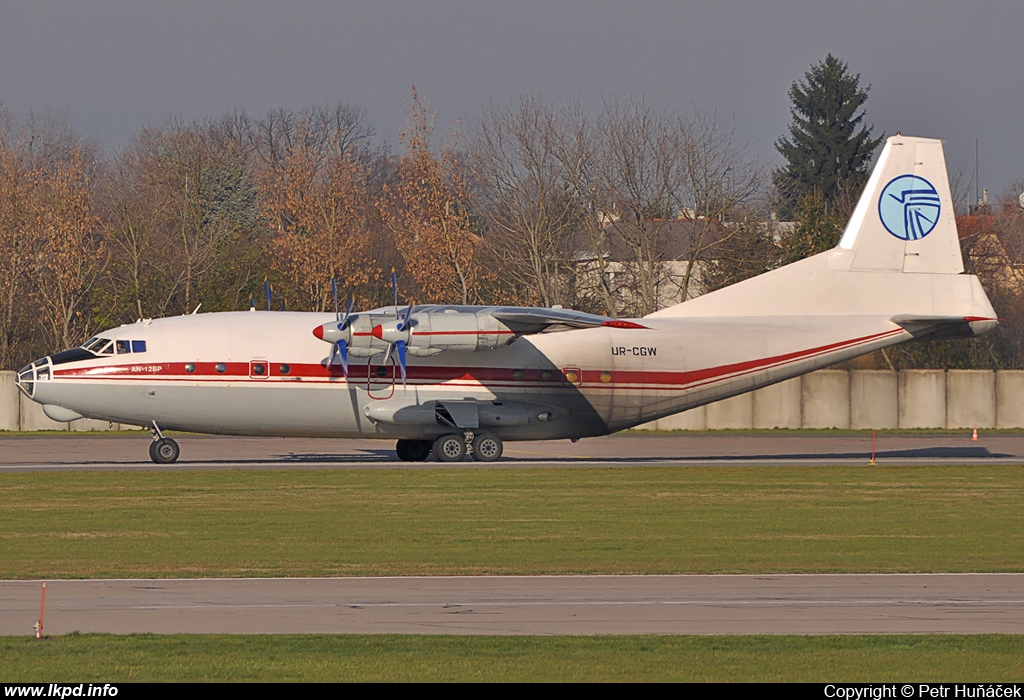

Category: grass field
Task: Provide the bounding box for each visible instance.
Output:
[2,634,1023,682]
[1,465,1022,578]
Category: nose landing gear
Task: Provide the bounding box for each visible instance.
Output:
[149,421,180,464]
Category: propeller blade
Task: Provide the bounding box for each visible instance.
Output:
[331,277,339,320]
[341,295,355,329]
[337,339,349,377]
[390,268,398,313]
[398,300,414,332]
[396,340,407,385]
[264,279,272,312]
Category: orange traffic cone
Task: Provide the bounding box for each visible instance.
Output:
[972,427,979,442]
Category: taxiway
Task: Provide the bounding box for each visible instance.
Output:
[3,574,1023,636]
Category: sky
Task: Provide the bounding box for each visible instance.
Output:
[2,1,1022,202]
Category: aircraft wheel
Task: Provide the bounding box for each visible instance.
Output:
[150,437,180,464]
[433,434,466,462]
[396,439,431,462]
[471,433,503,462]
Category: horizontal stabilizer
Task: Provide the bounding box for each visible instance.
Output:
[891,315,992,327]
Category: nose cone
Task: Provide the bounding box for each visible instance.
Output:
[313,324,324,340]
[371,324,383,340]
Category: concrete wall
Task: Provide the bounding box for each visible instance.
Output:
[996,371,1024,429]
[850,370,898,429]
[898,370,946,429]
[802,371,850,429]
[0,372,19,431]
[753,378,801,429]
[706,393,753,430]
[946,370,995,429]
[635,368,1024,431]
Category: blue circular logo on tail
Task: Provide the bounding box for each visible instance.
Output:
[878,175,941,240]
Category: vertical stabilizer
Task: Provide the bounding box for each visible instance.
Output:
[837,135,963,274]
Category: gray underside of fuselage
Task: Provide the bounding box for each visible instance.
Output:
[33,381,612,441]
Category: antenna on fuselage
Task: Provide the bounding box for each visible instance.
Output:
[191,303,202,315]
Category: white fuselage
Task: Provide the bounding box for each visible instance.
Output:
[22,306,965,441]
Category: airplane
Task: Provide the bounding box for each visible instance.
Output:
[15,135,997,464]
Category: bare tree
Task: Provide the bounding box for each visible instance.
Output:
[673,110,767,300]
[555,103,619,316]
[0,106,32,367]
[28,149,105,349]
[470,96,579,307]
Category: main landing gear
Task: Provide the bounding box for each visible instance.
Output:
[396,439,431,462]
[395,432,503,463]
[148,421,180,464]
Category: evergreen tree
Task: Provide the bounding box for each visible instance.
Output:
[780,189,844,262]
[774,54,883,219]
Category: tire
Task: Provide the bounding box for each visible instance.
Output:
[471,433,503,462]
[150,437,180,464]
[396,439,412,462]
[433,434,466,462]
[406,439,431,462]
[396,439,432,462]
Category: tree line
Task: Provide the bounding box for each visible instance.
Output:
[0,91,769,370]
[1,60,1022,371]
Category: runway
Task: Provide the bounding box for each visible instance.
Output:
[2,574,1022,636]
[1,433,1022,471]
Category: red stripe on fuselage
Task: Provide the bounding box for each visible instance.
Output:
[51,328,902,391]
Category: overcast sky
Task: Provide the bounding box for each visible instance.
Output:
[2,1,1022,201]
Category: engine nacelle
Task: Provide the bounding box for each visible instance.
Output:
[315,306,520,358]
[397,307,516,355]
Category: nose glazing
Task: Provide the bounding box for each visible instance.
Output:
[15,357,51,399]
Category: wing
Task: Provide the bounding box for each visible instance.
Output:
[491,307,649,335]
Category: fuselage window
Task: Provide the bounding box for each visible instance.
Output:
[116,340,131,354]
[278,364,290,375]
[98,341,114,355]
[185,363,196,373]
[132,340,146,353]
[215,363,227,374]
[252,363,266,376]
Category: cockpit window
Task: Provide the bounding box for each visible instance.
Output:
[83,337,109,352]
[82,336,145,356]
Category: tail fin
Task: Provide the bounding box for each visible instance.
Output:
[837,135,963,274]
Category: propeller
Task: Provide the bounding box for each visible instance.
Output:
[332,295,355,377]
[372,269,413,385]
[316,277,358,378]
[264,278,272,312]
